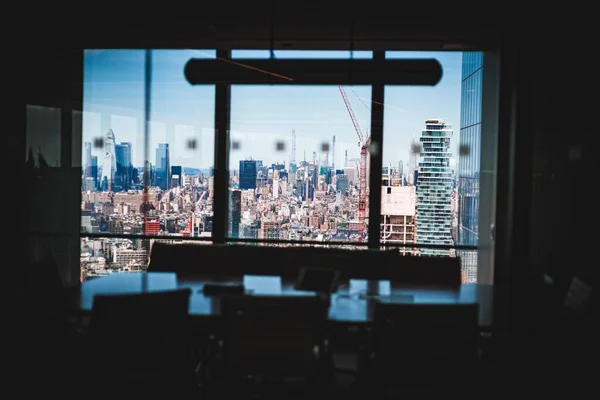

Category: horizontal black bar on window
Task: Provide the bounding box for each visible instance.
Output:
[226,237,478,250]
[79,232,479,251]
[184,58,442,85]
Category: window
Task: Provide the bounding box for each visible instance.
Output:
[75,48,493,282]
[229,83,371,243]
[79,50,215,279]
[381,51,483,282]
[227,51,372,244]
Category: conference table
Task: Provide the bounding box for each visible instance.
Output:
[75,272,494,328]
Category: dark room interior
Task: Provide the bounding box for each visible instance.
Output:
[11,11,595,399]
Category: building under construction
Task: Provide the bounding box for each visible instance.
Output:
[380,181,417,255]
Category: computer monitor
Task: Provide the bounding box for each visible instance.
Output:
[294,267,340,294]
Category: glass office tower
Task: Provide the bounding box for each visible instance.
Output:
[239,159,258,190]
[229,189,242,237]
[115,142,132,191]
[155,143,170,190]
[458,52,483,282]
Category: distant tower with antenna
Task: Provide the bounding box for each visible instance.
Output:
[332,135,336,170]
[344,149,348,168]
[291,130,296,163]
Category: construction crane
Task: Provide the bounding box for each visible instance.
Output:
[338,85,370,241]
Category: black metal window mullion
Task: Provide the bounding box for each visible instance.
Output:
[142,49,152,234]
[212,49,232,244]
[367,50,385,249]
[77,232,477,250]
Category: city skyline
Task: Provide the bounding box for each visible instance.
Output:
[82,50,462,171]
[79,49,478,284]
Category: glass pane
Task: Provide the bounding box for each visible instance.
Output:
[81,50,215,241]
[229,84,371,243]
[457,52,483,284]
[81,236,213,280]
[148,50,215,238]
[382,51,482,281]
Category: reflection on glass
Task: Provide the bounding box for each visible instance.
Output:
[228,85,371,243]
[80,49,215,245]
[26,105,61,167]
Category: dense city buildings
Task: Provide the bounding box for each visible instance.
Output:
[80,120,461,279]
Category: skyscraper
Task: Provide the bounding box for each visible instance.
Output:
[115,142,132,191]
[90,155,98,189]
[291,129,296,163]
[171,165,183,187]
[100,129,117,191]
[458,52,483,282]
[336,174,349,195]
[155,143,170,190]
[119,142,132,170]
[84,142,92,178]
[416,119,454,256]
[239,159,258,190]
[332,135,336,170]
[228,189,241,237]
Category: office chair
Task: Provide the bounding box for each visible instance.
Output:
[86,288,198,397]
[358,302,481,394]
[219,294,330,396]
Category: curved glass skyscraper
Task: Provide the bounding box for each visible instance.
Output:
[100,129,117,191]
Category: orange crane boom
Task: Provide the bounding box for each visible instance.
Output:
[338,85,369,241]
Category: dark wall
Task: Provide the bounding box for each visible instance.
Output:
[496,26,596,394]
[524,30,595,323]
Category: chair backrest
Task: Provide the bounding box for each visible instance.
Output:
[148,242,243,279]
[388,255,462,286]
[221,294,328,376]
[149,243,413,286]
[372,302,479,368]
[89,288,193,376]
[299,248,398,283]
[342,249,399,281]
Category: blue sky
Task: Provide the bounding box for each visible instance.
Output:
[82,50,463,171]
